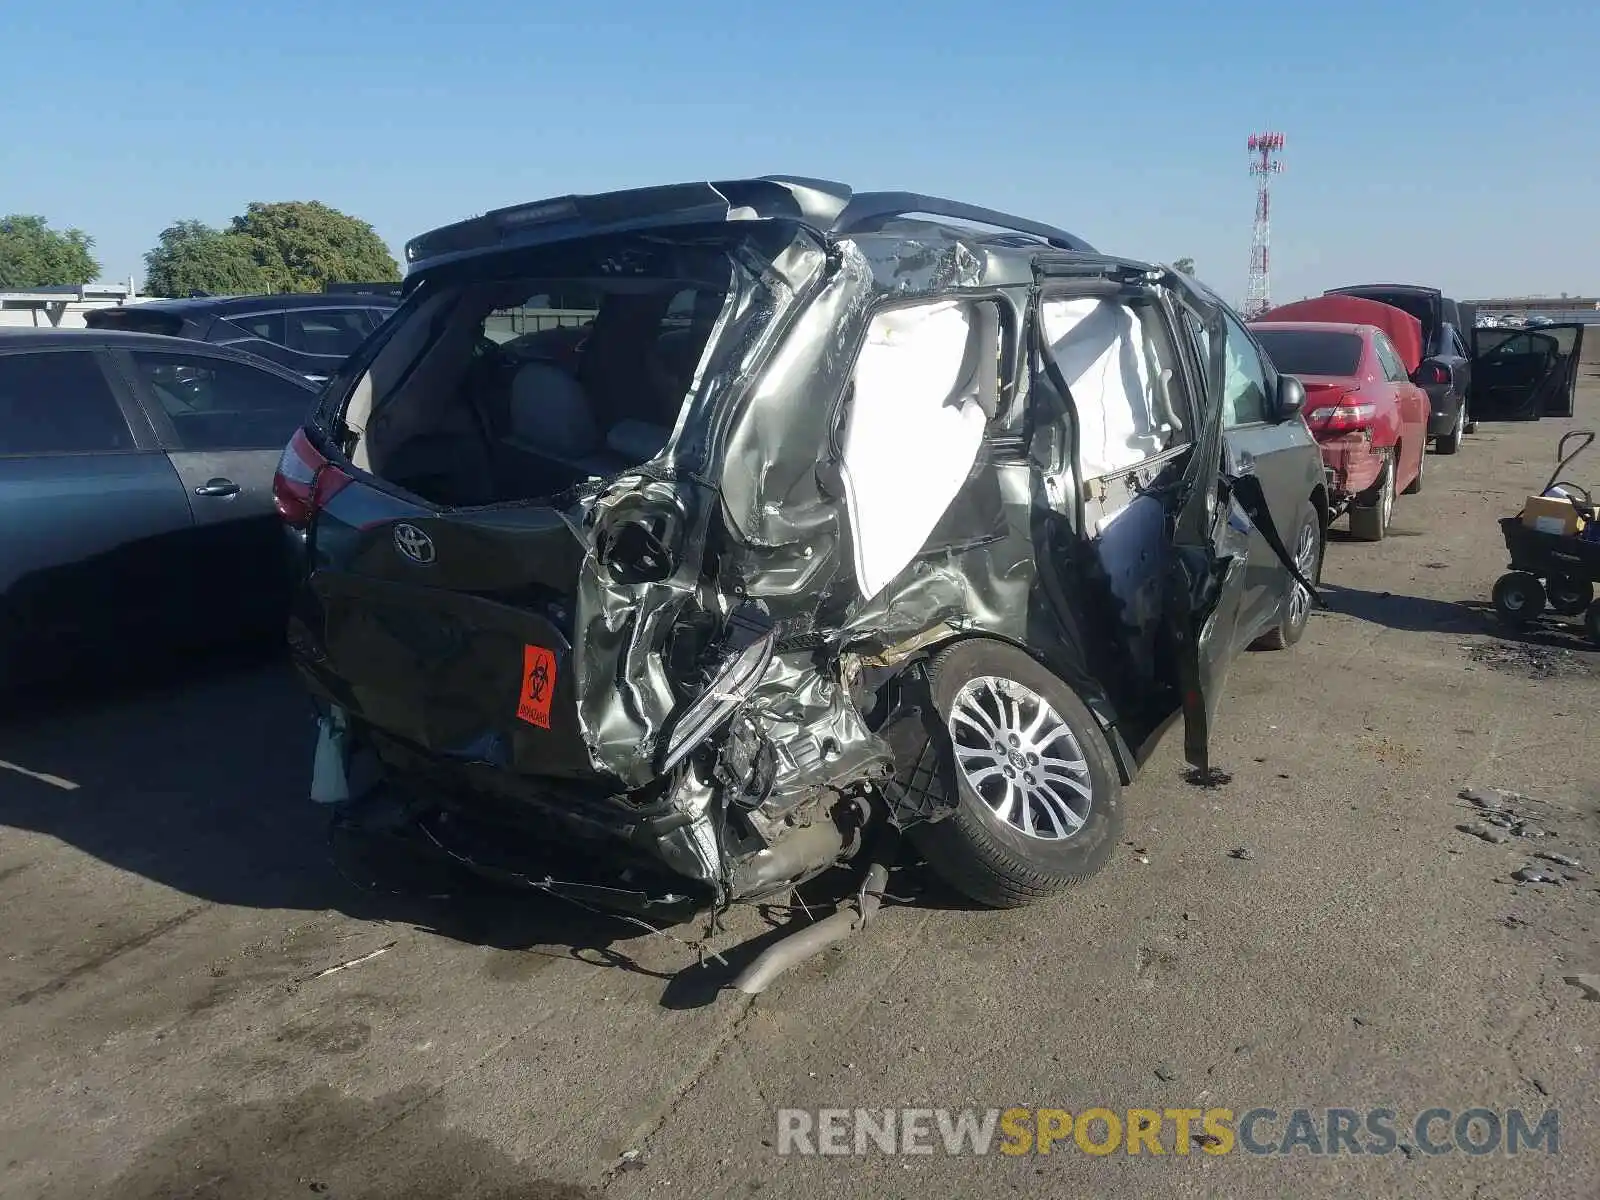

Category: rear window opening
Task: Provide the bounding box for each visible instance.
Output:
[1252,328,1363,377]
[336,230,775,509]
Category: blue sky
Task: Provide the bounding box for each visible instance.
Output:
[3,0,1596,304]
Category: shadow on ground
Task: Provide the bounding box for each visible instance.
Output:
[40,1083,596,1200]
[1316,582,1598,681]
[0,648,932,1010]
[0,649,718,1000]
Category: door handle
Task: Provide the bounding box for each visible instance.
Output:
[194,478,240,497]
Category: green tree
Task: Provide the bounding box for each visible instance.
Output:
[228,201,400,292]
[142,220,267,297]
[1172,256,1196,276]
[0,215,101,288]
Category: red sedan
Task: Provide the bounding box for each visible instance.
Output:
[1251,305,1431,541]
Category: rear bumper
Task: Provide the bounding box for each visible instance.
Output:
[1317,434,1385,500]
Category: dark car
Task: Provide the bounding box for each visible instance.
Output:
[1323,283,1475,452]
[280,177,1324,969]
[83,292,397,383]
[0,330,319,683]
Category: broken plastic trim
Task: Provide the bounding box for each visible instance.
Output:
[657,629,778,773]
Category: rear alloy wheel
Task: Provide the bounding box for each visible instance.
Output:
[1348,451,1395,541]
[1253,502,1322,650]
[1492,571,1546,627]
[909,639,1123,908]
[1435,402,1464,456]
[1546,574,1595,617]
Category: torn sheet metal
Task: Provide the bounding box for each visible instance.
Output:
[289,187,1320,922]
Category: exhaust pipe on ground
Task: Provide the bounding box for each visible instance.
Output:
[731,860,890,995]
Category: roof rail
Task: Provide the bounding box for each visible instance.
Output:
[832,191,1095,253]
[403,177,1095,273]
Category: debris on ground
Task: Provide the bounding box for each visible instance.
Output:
[615,1150,647,1173]
[1465,642,1594,680]
[1512,867,1560,886]
[1154,1063,1178,1082]
[1227,847,1255,861]
[1537,852,1584,870]
[1185,767,1233,788]
[1461,822,1511,844]
[306,940,398,981]
[1460,785,1531,811]
[1457,786,1560,841]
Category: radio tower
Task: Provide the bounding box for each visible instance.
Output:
[1243,131,1285,318]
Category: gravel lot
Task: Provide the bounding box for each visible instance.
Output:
[3,345,1598,1199]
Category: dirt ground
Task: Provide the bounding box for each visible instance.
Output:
[3,340,1599,1200]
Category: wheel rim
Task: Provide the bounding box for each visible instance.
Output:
[1503,587,1527,612]
[947,676,1092,841]
[1381,459,1395,528]
[1288,519,1318,626]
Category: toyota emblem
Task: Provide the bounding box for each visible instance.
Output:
[393,522,436,565]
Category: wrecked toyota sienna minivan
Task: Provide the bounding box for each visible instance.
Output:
[278,178,1324,987]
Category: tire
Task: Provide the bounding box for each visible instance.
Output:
[1252,500,1323,650]
[1492,571,1546,627]
[1463,397,1477,435]
[1546,574,1595,617]
[1585,600,1600,646]
[1348,452,1395,542]
[1402,442,1424,494]
[908,639,1123,908]
[1435,403,1463,456]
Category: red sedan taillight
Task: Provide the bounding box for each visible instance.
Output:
[273,428,354,529]
[1306,401,1377,434]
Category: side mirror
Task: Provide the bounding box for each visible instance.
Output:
[1274,373,1306,422]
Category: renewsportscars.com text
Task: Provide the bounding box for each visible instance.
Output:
[775,1106,1559,1157]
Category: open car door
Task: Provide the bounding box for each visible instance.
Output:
[1471,324,1586,419]
[1158,278,1320,777]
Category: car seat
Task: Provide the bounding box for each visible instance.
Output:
[498,360,671,488]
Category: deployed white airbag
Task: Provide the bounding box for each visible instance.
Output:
[839,301,986,602]
[1041,298,1170,480]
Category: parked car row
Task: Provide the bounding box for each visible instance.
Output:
[0,176,1586,988]
[1249,283,1585,541]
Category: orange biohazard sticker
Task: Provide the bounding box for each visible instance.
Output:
[517,644,557,728]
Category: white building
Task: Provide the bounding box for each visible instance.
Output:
[0,282,149,329]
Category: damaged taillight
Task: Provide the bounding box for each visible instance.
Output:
[273,427,354,529]
[1306,400,1376,434]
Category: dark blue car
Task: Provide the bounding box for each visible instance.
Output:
[0,329,319,683]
